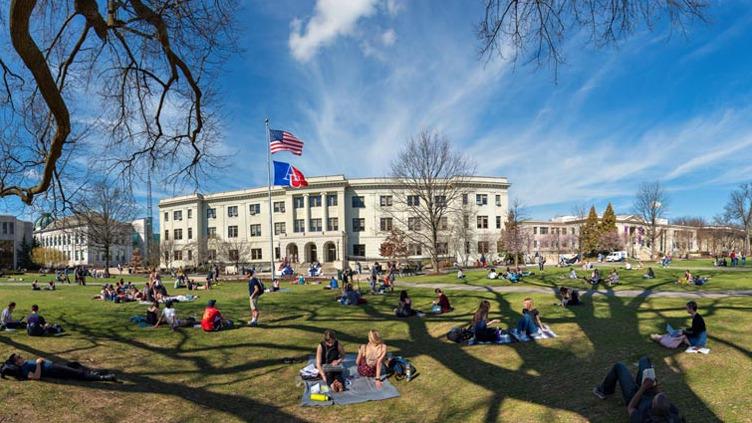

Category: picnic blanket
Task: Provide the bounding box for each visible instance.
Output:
[138,295,198,305]
[467,327,558,345]
[299,354,400,406]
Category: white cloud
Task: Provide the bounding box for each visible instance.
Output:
[381,28,396,46]
[385,0,403,16]
[289,0,380,62]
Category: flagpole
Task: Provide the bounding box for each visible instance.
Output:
[265,118,276,282]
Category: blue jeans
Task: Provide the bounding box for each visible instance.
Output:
[599,356,652,404]
[516,313,539,335]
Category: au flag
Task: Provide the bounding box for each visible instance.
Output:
[273,161,309,188]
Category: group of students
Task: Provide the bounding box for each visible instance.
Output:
[394,289,453,317]
[1,302,63,336]
[470,298,547,342]
[314,329,389,392]
[676,270,709,286]
[30,279,57,291]
[486,267,530,283]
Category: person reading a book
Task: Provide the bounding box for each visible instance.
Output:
[316,330,345,392]
[593,356,682,422]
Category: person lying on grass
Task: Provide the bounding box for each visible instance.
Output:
[316,330,346,392]
[471,300,501,342]
[432,288,453,313]
[1,353,116,382]
[155,300,196,329]
[1,302,25,330]
[26,305,64,336]
[356,330,387,389]
[593,356,683,422]
[516,298,547,336]
[568,268,578,280]
[650,301,707,350]
[201,300,233,332]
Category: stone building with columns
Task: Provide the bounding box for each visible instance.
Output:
[158,175,510,272]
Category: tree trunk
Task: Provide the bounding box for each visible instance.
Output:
[104,246,111,277]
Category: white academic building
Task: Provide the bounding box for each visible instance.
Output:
[158,175,510,272]
[33,214,153,268]
[0,215,34,269]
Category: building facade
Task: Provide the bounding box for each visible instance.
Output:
[33,215,150,268]
[0,215,34,269]
[158,175,510,271]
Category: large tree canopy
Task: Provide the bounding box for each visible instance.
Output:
[0,0,237,206]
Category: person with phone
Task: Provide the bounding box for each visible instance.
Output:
[593,356,682,422]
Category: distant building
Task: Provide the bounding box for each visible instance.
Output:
[33,214,151,267]
[0,215,34,269]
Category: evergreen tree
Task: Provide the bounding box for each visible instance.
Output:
[17,235,38,270]
[600,203,618,234]
[130,248,144,271]
[597,203,620,252]
[580,206,600,256]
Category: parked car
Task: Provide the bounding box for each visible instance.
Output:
[605,251,627,262]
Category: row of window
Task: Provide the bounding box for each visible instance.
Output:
[532,227,577,235]
[38,233,127,247]
[168,248,263,262]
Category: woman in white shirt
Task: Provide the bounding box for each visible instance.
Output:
[155,300,195,329]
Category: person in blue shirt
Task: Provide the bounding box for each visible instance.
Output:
[247,271,263,327]
[26,304,63,336]
[329,276,339,290]
[2,353,115,382]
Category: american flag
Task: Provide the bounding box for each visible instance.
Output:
[269,129,304,156]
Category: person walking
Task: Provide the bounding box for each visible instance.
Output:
[248,271,264,327]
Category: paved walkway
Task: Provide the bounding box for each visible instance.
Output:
[395,281,752,299]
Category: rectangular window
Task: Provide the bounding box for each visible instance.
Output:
[408,244,422,256]
[437,242,448,255]
[274,201,286,213]
[174,250,182,261]
[208,249,217,260]
[408,217,421,231]
[309,195,322,207]
[496,216,502,229]
[187,209,192,219]
[407,195,420,206]
[477,216,488,229]
[187,228,193,240]
[294,219,305,233]
[228,225,238,238]
[533,240,538,248]
[207,208,216,219]
[533,227,538,235]
[164,230,169,240]
[2,222,6,234]
[352,218,365,232]
[229,249,239,261]
[9,224,13,235]
[462,193,468,205]
[249,203,261,215]
[465,241,471,254]
[326,194,338,206]
[293,196,304,208]
[495,195,501,207]
[380,217,393,231]
[540,227,549,235]
[250,224,262,237]
[439,217,448,230]
[174,229,183,240]
[353,244,366,257]
[478,241,489,254]
[251,248,262,260]
[174,210,182,221]
[274,222,286,235]
[571,228,576,235]
[310,218,322,232]
[207,227,216,237]
[434,195,446,208]
[227,206,238,217]
[463,214,469,229]
[380,195,393,207]
[187,250,193,261]
[275,247,280,260]
[476,194,488,206]
[327,217,339,231]
[351,196,365,208]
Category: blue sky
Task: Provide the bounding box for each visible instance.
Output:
[5,0,752,222]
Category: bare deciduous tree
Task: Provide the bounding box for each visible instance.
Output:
[633,181,668,259]
[478,0,708,74]
[388,130,476,272]
[0,1,237,206]
[73,181,135,277]
[160,238,176,269]
[500,199,529,267]
[723,182,752,255]
[449,202,477,267]
[217,238,252,274]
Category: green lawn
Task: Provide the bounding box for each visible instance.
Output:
[401,264,752,292]
[0,274,750,422]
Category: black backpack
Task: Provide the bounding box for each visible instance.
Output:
[251,278,265,296]
[447,326,473,343]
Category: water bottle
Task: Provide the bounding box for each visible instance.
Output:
[405,364,412,381]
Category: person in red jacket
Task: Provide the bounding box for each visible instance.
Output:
[201,300,233,332]
[432,288,453,313]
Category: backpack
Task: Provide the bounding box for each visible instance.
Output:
[387,356,416,382]
[447,326,473,343]
[250,278,265,296]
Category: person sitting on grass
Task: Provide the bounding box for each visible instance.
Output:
[676,270,692,286]
[457,268,466,279]
[624,261,633,270]
[271,279,281,292]
[607,269,620,287]
[586,268,602,287]
[1,302,25,330]
[487,268,498,279]
[145,301,160,326]
[45,280,56,291]
[26,305,63,336]
[680,301,707,348]
[1,353,116,382]
[643,267,655,279]
[316,329,346,392]
[471,300,501,342]
[356,330,387,388]
[31,280,40,291]
[557,287,581,307]
[507,269,521,283]
[568,268,578,280]
[201,300,233,332]
[339,283,363,306]
[327,275,339,290]
[155,300,196,329]
[516,298,546,336]
[432,288,453,313]
[592,356,682,422]
[394,290,420,318]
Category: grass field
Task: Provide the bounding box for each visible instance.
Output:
[1,270,751,422]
